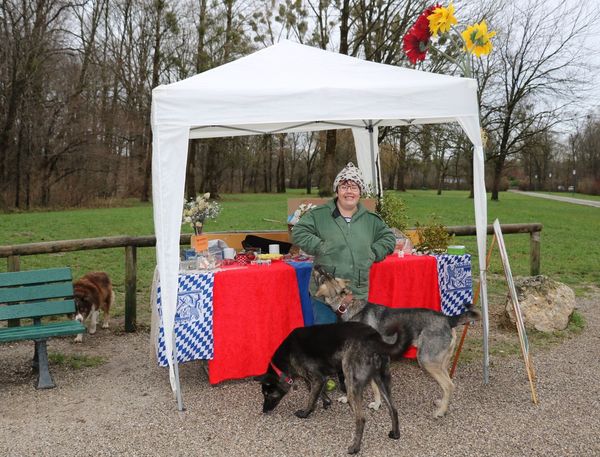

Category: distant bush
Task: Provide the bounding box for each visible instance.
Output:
[577,177,600,195]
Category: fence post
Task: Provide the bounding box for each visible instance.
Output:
[125,245,137,332]
[530,230,541,276]
[7,255,20,272]
[7,255,21,327]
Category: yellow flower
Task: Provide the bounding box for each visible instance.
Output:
[427,3,457,37]
[462,20,496,57]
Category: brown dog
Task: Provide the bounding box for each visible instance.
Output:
[73,272,114,342]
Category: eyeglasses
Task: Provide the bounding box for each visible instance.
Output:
[339,184,360,192]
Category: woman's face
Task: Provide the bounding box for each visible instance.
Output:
[336,180,361,210]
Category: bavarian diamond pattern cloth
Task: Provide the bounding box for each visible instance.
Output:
[435,254,473,316]
[156,272,214,366]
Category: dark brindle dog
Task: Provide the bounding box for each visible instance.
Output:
[256,321,405,454]
[312,265,480,418]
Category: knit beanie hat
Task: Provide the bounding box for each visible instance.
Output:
[333,162,366,195]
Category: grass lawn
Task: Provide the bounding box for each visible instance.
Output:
[1,189,598,326]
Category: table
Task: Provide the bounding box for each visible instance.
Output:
[369,255,442,358]
[153,254,472,382]
[209,262,304,384]
[154,262,304,385]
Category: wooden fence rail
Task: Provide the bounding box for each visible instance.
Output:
[0,223,542,332]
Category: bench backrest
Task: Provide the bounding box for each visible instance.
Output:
[0,268,76,321]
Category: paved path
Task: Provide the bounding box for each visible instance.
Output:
[508,190,600,208]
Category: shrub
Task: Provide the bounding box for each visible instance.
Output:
[414,215,453,254]
[377,192,408,231]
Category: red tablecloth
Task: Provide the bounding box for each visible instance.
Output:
[208,262,304,384]
[369,254,441,358]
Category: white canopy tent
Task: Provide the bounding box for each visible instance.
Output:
[151,40,490,409]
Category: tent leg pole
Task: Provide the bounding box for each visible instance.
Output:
[481,274,490,384]
[367,121,380,198]
[172,332,186,412]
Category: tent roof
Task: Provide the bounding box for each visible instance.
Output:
[152,40,480,138]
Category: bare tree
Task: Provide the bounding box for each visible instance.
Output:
[483,0,596,200]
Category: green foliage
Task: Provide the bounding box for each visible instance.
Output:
[49,353,106,369]
[377,192,408,231]
[414,215,453,254]
[567,310,585,333]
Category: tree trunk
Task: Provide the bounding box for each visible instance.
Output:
[185,141,198,198]
[491,158,504,201]
[276,134,286,193]
[205,139,220,198]
[319,130,336,197]
[397,126,408,191]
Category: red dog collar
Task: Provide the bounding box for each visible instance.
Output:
[270,361,293,385]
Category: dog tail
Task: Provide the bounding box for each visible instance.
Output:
[375,325,412,358]
[447,305,481,328]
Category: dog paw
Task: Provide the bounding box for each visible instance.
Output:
[388,430,400,440]
[74,335,83,343]
[337,395,348,404]
[101,323,109,329]
[322,398,331,409]
[347,445,360,454]
[433,408,447,418]
[294,410,311,419]
[368,401,381,411]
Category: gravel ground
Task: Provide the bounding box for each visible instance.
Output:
[1,291,599,457]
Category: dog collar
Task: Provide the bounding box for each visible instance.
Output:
[336,293,354,316]
[270,360,293,385]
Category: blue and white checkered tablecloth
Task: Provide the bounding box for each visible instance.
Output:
[156,272,215,367]
[435,254,473,316]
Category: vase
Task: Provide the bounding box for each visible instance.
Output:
[194,221,204,235]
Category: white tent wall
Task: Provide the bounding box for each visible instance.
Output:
[150,40,490,407]
[352,125,382,196]
[457,116,490,383]
[151,121,190,395]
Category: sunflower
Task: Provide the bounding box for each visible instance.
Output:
[461,20,496,57]
[427,3,457,37]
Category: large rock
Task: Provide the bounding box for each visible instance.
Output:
[504,275,576,332]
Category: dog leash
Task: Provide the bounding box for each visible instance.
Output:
[270,360,293,385]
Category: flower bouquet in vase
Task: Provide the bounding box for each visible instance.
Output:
[287,202,317,231]
[182,192,221,253]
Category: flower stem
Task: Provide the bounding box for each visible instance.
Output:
[450,24,472,78]
[429,41,469,77]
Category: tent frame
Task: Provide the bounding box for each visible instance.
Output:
[150,41,490,411]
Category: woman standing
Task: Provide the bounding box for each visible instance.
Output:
[292,163,395,324]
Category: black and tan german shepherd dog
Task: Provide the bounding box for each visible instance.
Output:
[255,321,406,455]
[312,265,480,418]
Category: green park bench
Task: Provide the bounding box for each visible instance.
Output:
[0,267,86,389]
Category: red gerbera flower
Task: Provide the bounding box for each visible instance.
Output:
[403,26,430,64]
[402,4,441,65]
